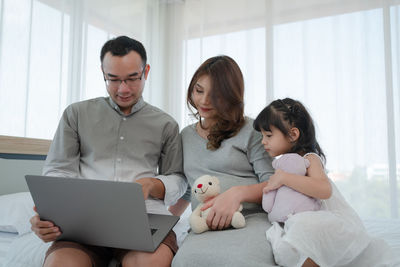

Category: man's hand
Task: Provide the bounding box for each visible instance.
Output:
[30,206,61,242]
[135,177,165,200]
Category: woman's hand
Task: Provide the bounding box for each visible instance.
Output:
[200,187,242,230]
[262,169,285,194]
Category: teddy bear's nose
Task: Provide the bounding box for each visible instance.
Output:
[197,183,203,189]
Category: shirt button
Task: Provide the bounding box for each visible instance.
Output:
[122,117,127,121]
[120,136,124,140]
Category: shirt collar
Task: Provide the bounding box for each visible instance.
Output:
[108,97,146,117]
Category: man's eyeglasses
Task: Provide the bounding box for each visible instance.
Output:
[103,66,146,88]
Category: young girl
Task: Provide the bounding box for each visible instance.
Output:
[253,98,391,267]
[255,98,330,224]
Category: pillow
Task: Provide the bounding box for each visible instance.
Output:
[0,192,35,234]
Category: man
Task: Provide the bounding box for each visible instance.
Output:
[30,36,187,267]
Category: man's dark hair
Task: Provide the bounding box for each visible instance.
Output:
[100,36,147,65]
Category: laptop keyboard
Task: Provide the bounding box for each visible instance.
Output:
[151,228,157,235]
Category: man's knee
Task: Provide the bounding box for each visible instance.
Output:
[302,258,319,267]
[122,244,173,267]
[44,248,92,267]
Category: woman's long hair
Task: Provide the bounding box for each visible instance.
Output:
[187,55,245,150]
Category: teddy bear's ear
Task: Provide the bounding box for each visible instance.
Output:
[212,176,220,185]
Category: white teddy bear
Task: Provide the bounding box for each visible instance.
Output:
[189,175,246,234]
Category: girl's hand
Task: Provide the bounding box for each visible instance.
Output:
[262,169,286,193]
[200,187,242,230]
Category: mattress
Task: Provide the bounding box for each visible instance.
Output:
[363,218,400,256]
[0,231,18,264]
[0,217,399,267]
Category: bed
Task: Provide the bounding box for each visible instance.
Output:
[0,135,51,266]
[2,191,399,267]
[0,136,399,266]
[0,232,18,263]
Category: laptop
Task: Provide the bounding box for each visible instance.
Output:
[25,175,179,252]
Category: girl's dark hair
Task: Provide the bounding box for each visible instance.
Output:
[253,98,326,162]
[100,36,147,66]
[188,55,245,150]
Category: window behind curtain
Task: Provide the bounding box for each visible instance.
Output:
[0,0,76,139]
[0,0,153,140]
[81,24,109,101]
[181,4,400,219]
[183,28,267,127]
[273,8,396,218]
[26,1,70,139]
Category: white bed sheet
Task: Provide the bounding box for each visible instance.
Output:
[1,218,398,267]
[363,218,400,257]
[1,232,51,267]
[0,217,190,267]
[0,231,18,265]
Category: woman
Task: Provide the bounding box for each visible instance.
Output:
[171,55,276,267]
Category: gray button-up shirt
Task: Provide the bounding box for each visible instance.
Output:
[43,97,187,214]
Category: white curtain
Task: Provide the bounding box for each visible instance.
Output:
[0,0,163,139]
[164,0,400,219]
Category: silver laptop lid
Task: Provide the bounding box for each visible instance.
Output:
[25,175,158,251]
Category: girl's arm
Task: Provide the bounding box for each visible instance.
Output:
[236,181,269,203]
[263,154,332,199]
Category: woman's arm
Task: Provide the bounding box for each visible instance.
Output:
[263,154,332,199]
[201,181,268,230]
[235,181,268,204]
[201,125,273,230]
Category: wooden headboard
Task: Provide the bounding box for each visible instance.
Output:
[0,135,51,195]
[0,135,51,158]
